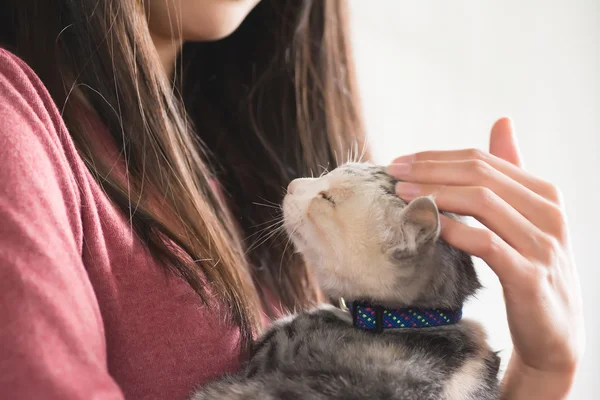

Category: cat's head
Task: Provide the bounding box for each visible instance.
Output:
[282,162,480,309]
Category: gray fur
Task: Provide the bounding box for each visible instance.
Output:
[191,163,500,400]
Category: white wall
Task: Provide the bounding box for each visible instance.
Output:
[349,1,599,398]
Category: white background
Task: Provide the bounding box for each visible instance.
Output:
[349,0,599,398]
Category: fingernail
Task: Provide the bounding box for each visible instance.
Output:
[387,163,411,177]
[392,154,416,164]
[395,182,420,198]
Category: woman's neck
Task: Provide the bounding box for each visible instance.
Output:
[150,32,183,78]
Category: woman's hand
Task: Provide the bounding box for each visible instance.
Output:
[387,118,584,399]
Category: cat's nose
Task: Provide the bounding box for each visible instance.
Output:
[288,178,312,195]
[287,179,298,194]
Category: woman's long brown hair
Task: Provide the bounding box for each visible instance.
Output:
[0,0,369,349]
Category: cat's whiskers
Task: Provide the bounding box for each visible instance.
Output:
[246,222,287,254]
[246,224,284,244]
[252,201,281,210]
[257,196,281,207]
[317,163,330,178]
[279,233,294,282]
[278,221,302,282]
[244,209,285,247]
[251,216,284,229]
[357,137,369,163]
[245,218,285,241]
[246,228,286,254]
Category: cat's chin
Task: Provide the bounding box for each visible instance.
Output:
[285,227,308,252]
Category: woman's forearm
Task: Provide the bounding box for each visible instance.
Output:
[501,354,576,400]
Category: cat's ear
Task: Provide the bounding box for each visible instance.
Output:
[397,196,440,248]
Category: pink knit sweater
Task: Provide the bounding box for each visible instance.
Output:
[0,49,247,399]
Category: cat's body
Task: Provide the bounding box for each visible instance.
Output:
[193,306,500,400]
[192,163,500,400]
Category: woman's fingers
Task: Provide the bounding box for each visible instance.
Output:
[392,149,563,206]
[489,117,523,168]
[438,214,529,286]
[388,159,566,239]
[396,182,548,259]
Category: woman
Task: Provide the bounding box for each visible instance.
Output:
[0,0,583,399]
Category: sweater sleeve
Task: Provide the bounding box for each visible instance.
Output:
[0,49,124,399]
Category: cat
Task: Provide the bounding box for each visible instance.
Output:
[191,162,500,400]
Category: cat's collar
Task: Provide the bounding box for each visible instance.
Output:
[345,300,462,333]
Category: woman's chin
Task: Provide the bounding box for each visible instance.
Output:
[182,23,244,42]
[147,0,261,43]
[182,0,260,42]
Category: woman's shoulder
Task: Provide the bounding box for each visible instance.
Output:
[0,47,83,214]
[0,47,33,79]
[0,47,34,77]
[0,47,68,137]
[0,47,51,103]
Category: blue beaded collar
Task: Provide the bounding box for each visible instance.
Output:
[346,301,462,333]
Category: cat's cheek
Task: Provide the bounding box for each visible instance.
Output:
[302,251,322,270]
[282,198,307,230]
[306,200,335,221]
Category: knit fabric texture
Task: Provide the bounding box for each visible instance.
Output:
[347,301,462,332]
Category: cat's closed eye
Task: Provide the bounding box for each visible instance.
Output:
[319,191,335,204]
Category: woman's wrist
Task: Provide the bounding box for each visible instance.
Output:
[501,353,576,400]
